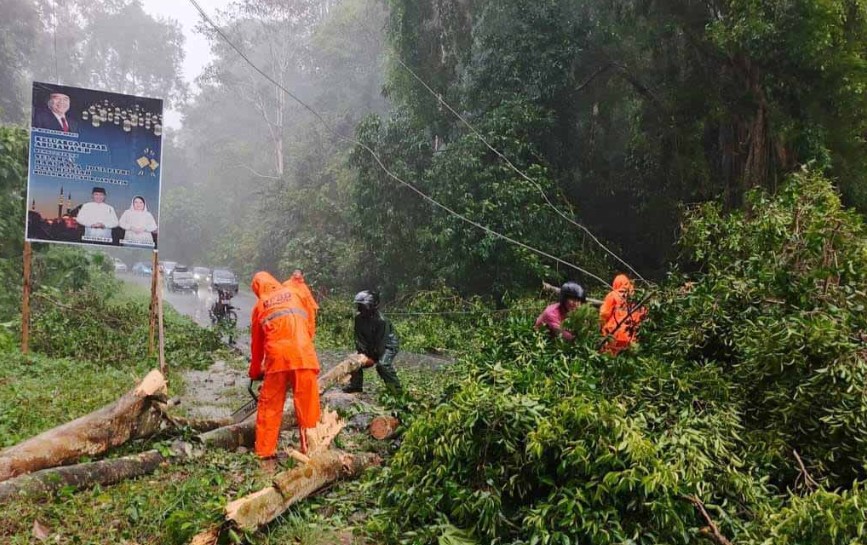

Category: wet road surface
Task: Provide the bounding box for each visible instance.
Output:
[123,272,256,330]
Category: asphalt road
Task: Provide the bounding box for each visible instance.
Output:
[122,272,256,330]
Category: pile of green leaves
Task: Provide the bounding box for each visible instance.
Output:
[369,170,867,544]
[29,285,222,370]
[316,284,542,355]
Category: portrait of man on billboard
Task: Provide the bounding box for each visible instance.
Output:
[77,187,118,242]
[32,92,78,133]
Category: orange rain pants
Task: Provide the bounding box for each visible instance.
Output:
[249,271,321,458]
[254,369,320,457]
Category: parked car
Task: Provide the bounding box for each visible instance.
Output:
[168,265,197,293]
[113,258,127,274]
[192,266,211,285]
[132,262,153,276]
[210,268,239,295]
[159,261,177,276]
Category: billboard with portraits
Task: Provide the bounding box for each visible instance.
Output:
[25,82,164,249]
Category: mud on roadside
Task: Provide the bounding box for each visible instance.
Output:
[175,349,453,421]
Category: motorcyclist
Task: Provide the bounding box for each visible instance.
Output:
[535,282,587,341]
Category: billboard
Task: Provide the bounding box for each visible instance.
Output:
[25,82,164,249]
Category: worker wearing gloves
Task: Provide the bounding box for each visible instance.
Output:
[283,269,319,339]
[343,290,402,394]
[249,272,320,462]
[599,274,646,355]
[535,282,587,341]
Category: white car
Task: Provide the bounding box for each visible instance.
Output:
[113,258,128,274]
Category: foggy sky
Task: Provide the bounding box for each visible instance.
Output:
[140,0,234,128]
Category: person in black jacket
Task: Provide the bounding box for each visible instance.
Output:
[343,290,402,394]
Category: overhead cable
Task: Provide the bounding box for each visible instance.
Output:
[187,0,610,287]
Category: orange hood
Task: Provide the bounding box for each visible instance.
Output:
[251,271,282,297]
[612,274,633,294]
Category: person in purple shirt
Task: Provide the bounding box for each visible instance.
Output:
[535,282,587,341]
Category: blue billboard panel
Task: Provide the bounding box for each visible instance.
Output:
[26,82,164,250]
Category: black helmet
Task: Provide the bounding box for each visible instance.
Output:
[559,282,586,304]
[353,290,380,311]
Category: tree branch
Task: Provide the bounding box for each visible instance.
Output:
[793,449,819,491]
[230,164,281,180]
[682,495,734,545]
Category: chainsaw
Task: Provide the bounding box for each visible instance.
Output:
[230,379,259,423]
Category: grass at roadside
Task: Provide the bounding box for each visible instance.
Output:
[0,351,167,448]
[0,348,450,544]
[0,274,459,544]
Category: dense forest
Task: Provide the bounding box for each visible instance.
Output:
[6,0,866,301]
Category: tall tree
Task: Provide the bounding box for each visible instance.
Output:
[27,0,187,106]
[356,0,867,283]
[0,0,39,123]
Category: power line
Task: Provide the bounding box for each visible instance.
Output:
[187,0,610,288]
[389,55,648,285]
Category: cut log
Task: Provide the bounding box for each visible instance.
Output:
[0,369,167,482]
[0,413,292,502]
[224,451,380,531]
[317,354,366,393]
[153,403,235,433]
[369,416,400,440]
[0,446,172,502]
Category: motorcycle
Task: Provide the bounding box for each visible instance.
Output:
[209,289,238,343]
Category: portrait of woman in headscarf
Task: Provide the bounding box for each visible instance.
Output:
[119,195,158,246]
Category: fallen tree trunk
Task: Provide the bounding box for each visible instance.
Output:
[542,281,602,307]
[225,451,380,531]
[153,403,236,432]
[0,413,301,501]
[0,447,173,502]
[317,354,366,393]
[190,408,377,542]
[0,370,167,482]
[0,355,367,497]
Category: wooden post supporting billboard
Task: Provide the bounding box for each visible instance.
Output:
[157,265,166,376]
[148,251,159,356]
[21,242,32,354]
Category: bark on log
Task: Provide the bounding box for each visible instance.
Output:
[369,416,400,440]
[542,282,602,307]
[317,354,366,393]
[0,370,167,482]
[0,413,293,502]
[0,447,171,502]
[153,403,235,433]
[0,356,366,495]
[224,451,380,531]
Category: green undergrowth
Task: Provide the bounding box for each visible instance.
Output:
[28,285,224,370]
[315,285,554,356]
[368,170,867,545]
[0,351,176,448]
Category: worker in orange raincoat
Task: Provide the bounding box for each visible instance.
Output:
[283,269,319,339]
[599,274,646,355]
[249,272,320,459]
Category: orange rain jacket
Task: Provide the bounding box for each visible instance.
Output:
[249,272,320,379]
[599,274,646,353]
[283,277,319,339]
[249,272,321,457]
